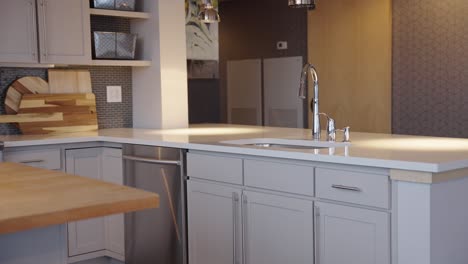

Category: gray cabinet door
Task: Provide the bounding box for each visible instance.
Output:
[187,180,242,264]
[0,225,67,264]
[0,0,38,63]
[65,148,106,257]
[315,202,390,264]
[243,191,314,264]
[66,147,124,261]
[102,148,125,260]
[37,0,91,64]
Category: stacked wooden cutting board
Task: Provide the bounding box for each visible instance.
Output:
[0,70,98,134]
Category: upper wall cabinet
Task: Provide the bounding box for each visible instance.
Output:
[37,0,91,64]
[0,0,91,65]
[0,0,38,63]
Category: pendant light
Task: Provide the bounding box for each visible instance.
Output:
[198,0,220,23]
[288,0,316,10]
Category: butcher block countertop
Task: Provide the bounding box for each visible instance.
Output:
[0,162,159,235]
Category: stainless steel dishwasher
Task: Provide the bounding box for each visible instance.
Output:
[123,144,186,264]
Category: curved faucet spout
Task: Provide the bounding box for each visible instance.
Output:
[299,64,318,99]
[299,63,320,139]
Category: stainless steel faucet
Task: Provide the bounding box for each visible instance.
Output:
[299,64,351,142]
[299,63,321,140]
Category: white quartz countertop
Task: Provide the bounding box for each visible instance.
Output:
[2,124,468,173]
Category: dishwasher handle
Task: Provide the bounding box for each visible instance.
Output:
[122,155,181,166]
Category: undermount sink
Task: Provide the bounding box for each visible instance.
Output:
[245,143,328,150]
[221,138,350,150]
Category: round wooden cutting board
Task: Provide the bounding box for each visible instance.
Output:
[4,77,49,114]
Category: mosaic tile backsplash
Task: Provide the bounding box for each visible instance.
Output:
[0,15,133,135]
[0,66,133,135]
[393,0,468,138]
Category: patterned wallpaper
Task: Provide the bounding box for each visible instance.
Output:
[393,0,468,137]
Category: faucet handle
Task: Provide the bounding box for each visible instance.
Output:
[319,113,336,141]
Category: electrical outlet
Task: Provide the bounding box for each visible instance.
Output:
[106,86,122,103]
[276,41,288,50]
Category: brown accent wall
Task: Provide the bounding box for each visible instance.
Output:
[392,0,468,137]
[219,0,308,122]
[308,0,392,134]
[308,0,468,137]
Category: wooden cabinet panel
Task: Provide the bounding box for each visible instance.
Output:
[37,0,91,64]
[0,0,38,63]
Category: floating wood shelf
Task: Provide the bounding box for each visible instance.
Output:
[91,60,151,67]
[89,8,150,19]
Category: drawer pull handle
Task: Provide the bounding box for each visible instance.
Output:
[20,159,45,164]
[331,184,362,192]
[123,155,181,166]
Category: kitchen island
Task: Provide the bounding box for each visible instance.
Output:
[2,124,468,264]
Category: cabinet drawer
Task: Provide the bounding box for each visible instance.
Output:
[187,152,243,184]
[5,148,62,170]
[315,168,390,208]
[244,159,314,196]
